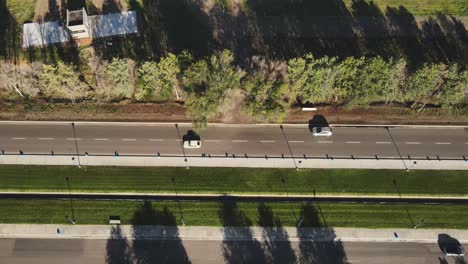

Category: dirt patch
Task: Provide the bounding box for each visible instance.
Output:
[34,0,64,21]
[0,100,466,125]
[91,0,128,13]
[217,88,254,123]
[285,106,468,125]
[0,101,190,122]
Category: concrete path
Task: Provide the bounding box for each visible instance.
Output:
[1,154,467,170]
[0,224,467,243]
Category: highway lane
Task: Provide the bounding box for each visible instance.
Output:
[0,123,466,159]
[0,238,463,264]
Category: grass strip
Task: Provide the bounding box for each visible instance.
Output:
[0,166,467,196]
[0,199,467,229]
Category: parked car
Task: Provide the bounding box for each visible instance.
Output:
[312,126,332,137]
[183,140,201,149]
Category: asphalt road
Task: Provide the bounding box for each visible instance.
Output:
[0,238,464,264]
[0,122,466,159]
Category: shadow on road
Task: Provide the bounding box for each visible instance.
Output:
[298,203,349,264]
[105,201,191,264]
[219,200,267,263]
[106,225,131,264]
[257,203,296,264]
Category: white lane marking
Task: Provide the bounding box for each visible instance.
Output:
[149,139,164,142]
[66,138,81,141]
[376,141,391,144]
[435,142,451,145]
[11,137,26,140]
[288,140,304,143]
[346,141,361,144]
[260,140,276,143]
[94,138,109,141]
[38,138,54,140]
[205,139,221,142]
[405,142,421,144]
[318,141,333,144]
[232,140,248,143]
[122,139,137,141]
[176,139,182,142]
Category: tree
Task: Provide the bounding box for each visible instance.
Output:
[39,62,89,102]
[106,58,133,100]
[0,62,42,98]
[436,64,467,110]
[334,56,365,107]
[136,53,180,101]
[405,63,447,112]
[244,57,288,122]
[183,50,246,128]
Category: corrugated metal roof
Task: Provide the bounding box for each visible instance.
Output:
[22,22,71,48]
[90,11,138,39]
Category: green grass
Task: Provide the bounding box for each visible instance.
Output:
[6,0,36,24]
[1,166,467,196]
[344,0,468,16]
[0,199,467,228]
[243,0,468,16]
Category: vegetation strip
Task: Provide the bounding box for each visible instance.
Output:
[1,166,467,196]
[0,199,467,229]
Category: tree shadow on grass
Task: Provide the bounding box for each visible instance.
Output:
[130,200,191,264]
[257,203,296,264]
[298,203,349,264]
[219,200,267,264]
[0,0,20,62]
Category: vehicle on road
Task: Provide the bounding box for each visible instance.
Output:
[184,140,201,149]
[443,245,465,257]
[312,126,332,137]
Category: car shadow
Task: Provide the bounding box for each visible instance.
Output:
[308,115,330,132]
[438,234,465,263]
[182,130,200,142]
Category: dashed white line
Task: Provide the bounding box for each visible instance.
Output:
[318,141,333,144]
[260,140,276,143]
[205,139,221,142]
[38,138,54,140]
[94,138,109,141]
[376,142,391,144]
[232,140,248,143]
[288,140,304,143]
[149,139,164,142]
[66,138,81,141]
[435,142,451,145]
[122,139,137,141]
[346,141,361,144]
[11,137,25,140]
[405,142,421,144]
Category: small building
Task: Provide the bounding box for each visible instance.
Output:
[22,7,138,48]
[66,8,90,39]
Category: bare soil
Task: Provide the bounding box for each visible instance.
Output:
[0,100,466,125]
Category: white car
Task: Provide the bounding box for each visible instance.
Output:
[183,140,201,149]
[312,126,332,137]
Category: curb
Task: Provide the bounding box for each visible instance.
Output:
[0,121,467,128]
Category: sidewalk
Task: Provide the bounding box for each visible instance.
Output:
[0,224,467,243]
[1,154,467,170]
